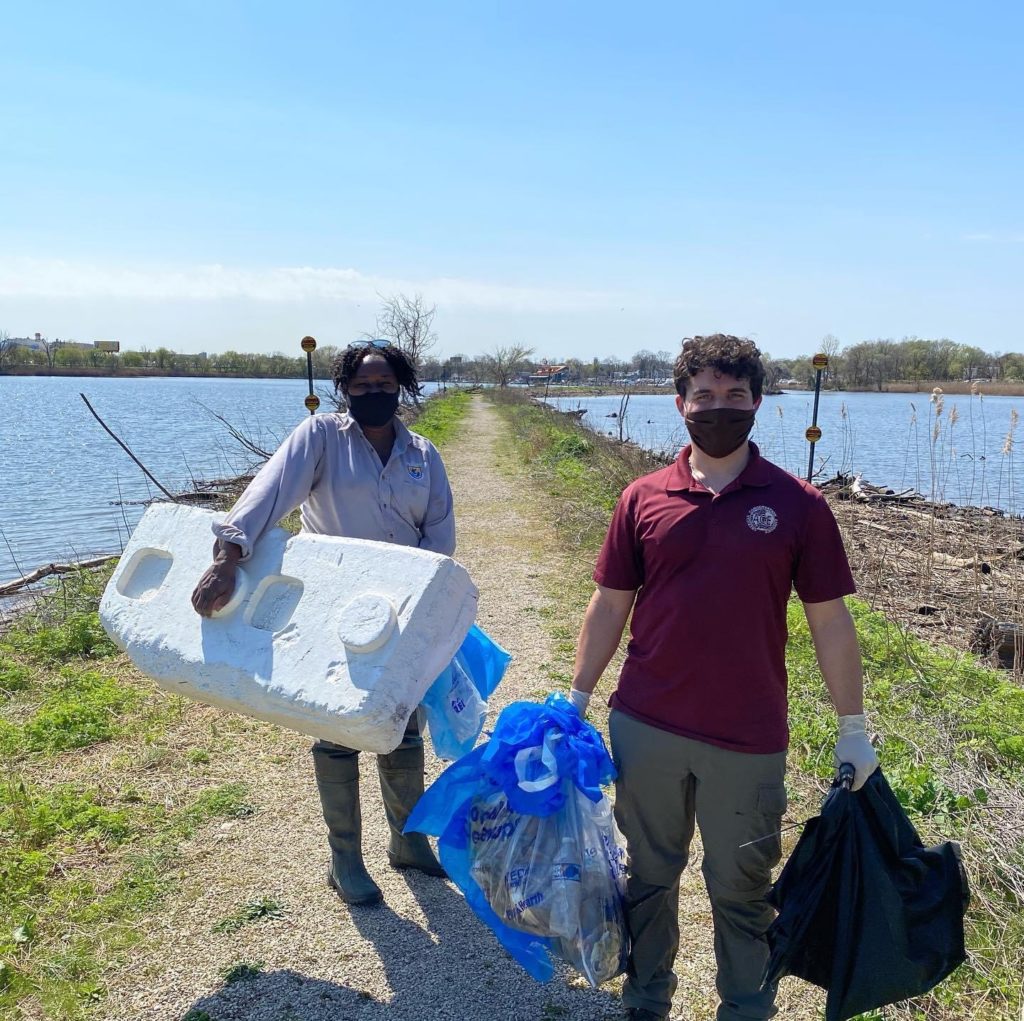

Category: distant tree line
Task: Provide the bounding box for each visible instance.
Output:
[426,336,1024,390]
[0,294,439,380]
[418,348,679,386]
[762,333,1024,391]
[0,337,325,378]
[3,319,1022,390]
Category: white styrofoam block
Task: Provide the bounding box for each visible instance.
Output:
[99,504,479,753]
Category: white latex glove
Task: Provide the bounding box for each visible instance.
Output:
[834,713,879,791]
[567,688,592,716]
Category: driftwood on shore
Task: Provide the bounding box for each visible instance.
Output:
[848,477,919,503]
[820,473,922,505]
[820,472,1013,516]
[0,555,118,596]
[109,473,255,509]
[818,470,1024,674]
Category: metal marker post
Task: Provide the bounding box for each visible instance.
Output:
[806,353,828,482]
[301,336,320,415]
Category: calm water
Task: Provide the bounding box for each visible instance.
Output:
[547,390,1024,513]
[2,379,1021,583]
[0,376,438,582]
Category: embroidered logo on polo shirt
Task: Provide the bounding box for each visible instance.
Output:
[746,505,778,533]
[407,464,424,480]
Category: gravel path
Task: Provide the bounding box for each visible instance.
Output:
[96,399,627,1021]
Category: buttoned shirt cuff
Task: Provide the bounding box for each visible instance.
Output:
[211,521,254,562]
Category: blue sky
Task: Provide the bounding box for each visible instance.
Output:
[2,1,1021,360]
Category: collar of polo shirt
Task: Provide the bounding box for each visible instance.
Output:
[666,442,773,493]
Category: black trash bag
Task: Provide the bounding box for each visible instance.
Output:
[762,767,970,1021]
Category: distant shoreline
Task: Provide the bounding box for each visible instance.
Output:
[0,367,314,380]
[4,369,1023,397]
[537,380,1024,398]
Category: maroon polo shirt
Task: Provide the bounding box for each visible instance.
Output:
[594,442,855,754]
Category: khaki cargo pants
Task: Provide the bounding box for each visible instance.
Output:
[610,710,788,1021]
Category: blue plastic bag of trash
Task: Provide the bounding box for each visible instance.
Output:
[406,693,628,986]
[422,625,511,760]
[456,623,512,700]
[422,657,486,760]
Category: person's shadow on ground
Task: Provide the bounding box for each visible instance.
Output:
[180,872,626,1021]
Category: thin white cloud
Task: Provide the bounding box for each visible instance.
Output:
[963,231,1024,243]
[0,257,627,312]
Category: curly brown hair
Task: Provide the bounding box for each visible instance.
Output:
[673,334,765,400]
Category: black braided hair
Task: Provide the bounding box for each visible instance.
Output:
[331,343,421,400]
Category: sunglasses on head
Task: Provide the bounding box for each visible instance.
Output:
[348,338,392,350]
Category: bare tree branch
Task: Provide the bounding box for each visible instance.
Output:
[42,336,63,371]
[481,345,535,387]
[193,400,276,462]
[820,333,843,389]
[372,293,438,366]
[79,393,179,502]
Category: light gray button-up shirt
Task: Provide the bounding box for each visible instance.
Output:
[212,412,456,559]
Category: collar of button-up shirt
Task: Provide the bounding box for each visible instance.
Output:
[336,410,411,468]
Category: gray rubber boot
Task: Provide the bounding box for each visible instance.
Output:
[376,723,446,877]
[311,742,383,906]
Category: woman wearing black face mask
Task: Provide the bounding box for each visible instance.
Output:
[191,339,455,907]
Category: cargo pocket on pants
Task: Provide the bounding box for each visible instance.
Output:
[754,783,788,868]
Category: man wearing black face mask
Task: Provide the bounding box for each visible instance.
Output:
[191,340,455,907]
[564,335,875,1020]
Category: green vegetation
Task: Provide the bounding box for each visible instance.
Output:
[491,388,666,534]
[220,960,264,985]
[0,668,140,756]
[789,601,1024,784]
[213,896,286,934]
[0,658,32,700]
[798,336,1024,391]
[0,571,261,1020]
[1,569,116,664]
[178,783,256,832]
[406,388,472,446]
[492,388,1023,1020]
